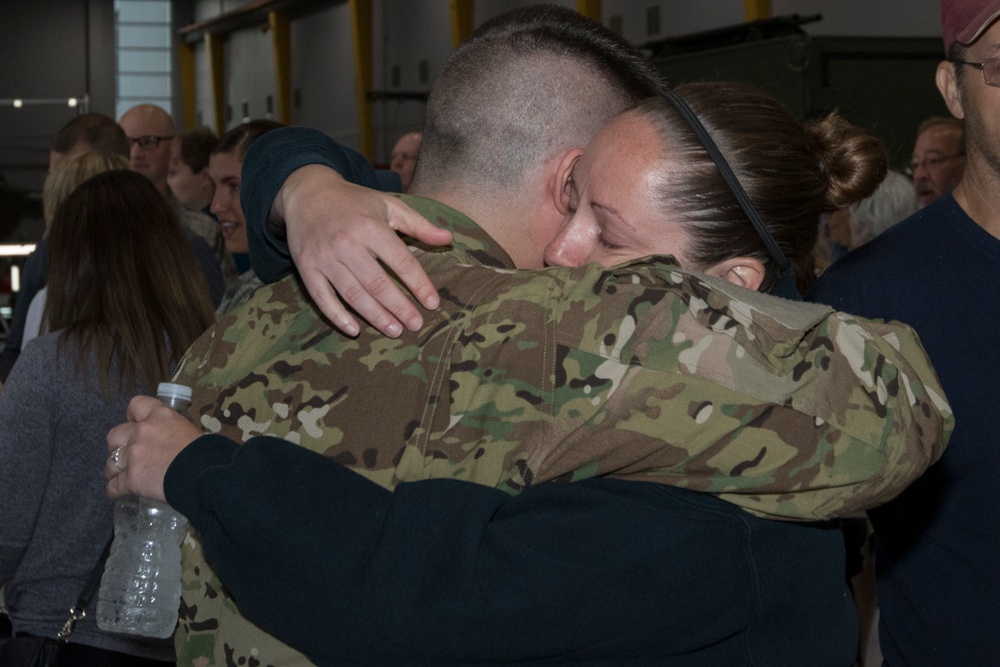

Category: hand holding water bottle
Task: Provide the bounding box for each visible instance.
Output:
[98,383,197,638]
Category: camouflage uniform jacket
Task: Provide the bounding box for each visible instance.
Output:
[171,196,951,666]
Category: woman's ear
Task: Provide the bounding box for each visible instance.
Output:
[553,148,583,215]
[707,257,766,292]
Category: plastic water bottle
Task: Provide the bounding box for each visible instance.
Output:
[97,382,193,638]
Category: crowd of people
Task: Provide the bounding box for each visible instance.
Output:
[0,1,994,666]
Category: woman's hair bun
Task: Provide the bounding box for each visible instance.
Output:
[807,112,888,211]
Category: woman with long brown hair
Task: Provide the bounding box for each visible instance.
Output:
[0,169,214,665]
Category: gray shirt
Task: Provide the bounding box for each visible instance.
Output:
[0,333,173,661]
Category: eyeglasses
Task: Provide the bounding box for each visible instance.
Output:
[127,135,174,150]
[950,56,1000,87]
[907,153,965,176]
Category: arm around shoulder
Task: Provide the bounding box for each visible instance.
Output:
[242,127,391,284]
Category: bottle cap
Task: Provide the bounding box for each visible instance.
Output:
[157,382,193,403]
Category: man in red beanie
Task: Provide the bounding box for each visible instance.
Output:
[809,1,1000,664]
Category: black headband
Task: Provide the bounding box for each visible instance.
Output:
[660,90,800,299]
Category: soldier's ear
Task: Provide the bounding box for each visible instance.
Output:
[553,148,583,215]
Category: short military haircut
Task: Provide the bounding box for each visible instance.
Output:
[176,127,218,174]
[413,4,664,194]
[49,113,129,158]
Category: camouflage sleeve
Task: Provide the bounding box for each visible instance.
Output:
[172,253,951,524]
[445,261,952,521]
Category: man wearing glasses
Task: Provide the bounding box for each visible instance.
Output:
[119,104,232,293]
[809,0,1000,663]
[118,104,176,199]
[909,116,966,207]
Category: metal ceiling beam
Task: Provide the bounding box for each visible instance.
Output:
[178,0,333,44]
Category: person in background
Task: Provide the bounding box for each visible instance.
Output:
[47,113,129,173]
[0,116,132,383]
[21,151,132,349]
[389,131,422,192]
[117,104,177,200]
[910,116,965,207]
[118,104,229,290]
[0,169,215,666]
[207,119,284,316]
[808,0,1000,662]
[848,169,918,248]
[0,143,225,386]
[167,127,217,216]
[810,169,915,284]
[822,207,853,259]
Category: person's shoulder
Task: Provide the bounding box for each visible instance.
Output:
[472,257,846,373]
[200,273,315,355]
[20,330,63,359]
[807,202,944,304]
[176,202,221,242]
[6,332,70,396]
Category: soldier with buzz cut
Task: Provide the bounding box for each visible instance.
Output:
[107,6,951,666]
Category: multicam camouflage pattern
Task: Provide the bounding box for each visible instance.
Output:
[216,269,264,317]
[171,195,952,666]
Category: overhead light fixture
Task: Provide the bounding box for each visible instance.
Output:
[1,96,89,111]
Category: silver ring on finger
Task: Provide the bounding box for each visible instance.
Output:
[110,446,127,473]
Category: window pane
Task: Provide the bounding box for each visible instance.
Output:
[118,73,171,98]
[118,25,171,49]
[116,2,171,24]
[115,1,173,119]
[117,49,172,73]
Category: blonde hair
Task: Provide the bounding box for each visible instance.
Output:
[43,151,129,234]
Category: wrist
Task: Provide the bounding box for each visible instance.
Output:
[276,164,344,221]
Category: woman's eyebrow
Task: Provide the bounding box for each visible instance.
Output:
[591,199,636,232]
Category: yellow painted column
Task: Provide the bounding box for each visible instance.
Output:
[349,0,374,160]
[450,0,473,50]
[178,42,197,130]
[269,11,292,125]
[575,0,601,22]
[205,32,226,135]
[744,0,771,21]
